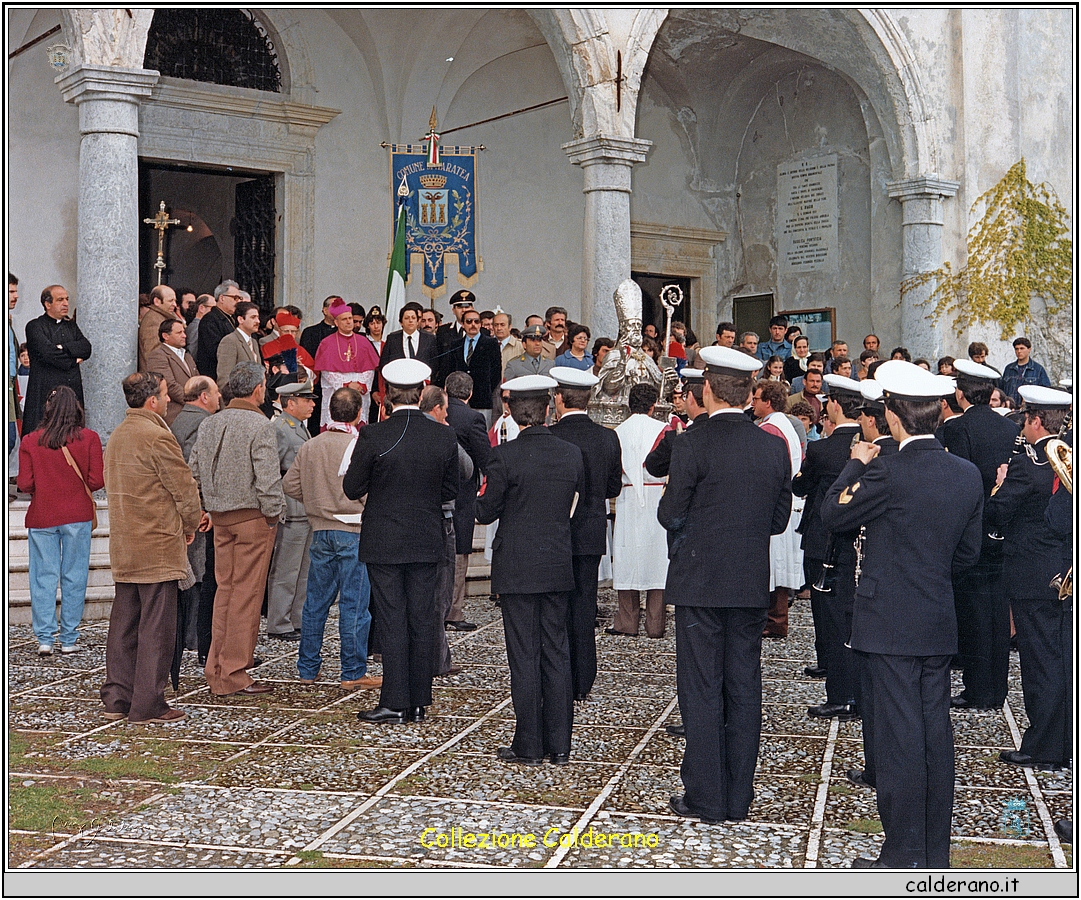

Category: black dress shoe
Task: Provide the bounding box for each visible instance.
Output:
[445,620,478,632]
[574,693,589,702]
[999,750,1063,770]
[407,706,426,722]
[950,694,997,711]
[1054,819,1073,844]
[496,746,543,766]
[268,630,301,642]
[246,657,264,669]
[603,627,635,636]
[808,702,858,720]
[549,753,570,765]
[668,794,720,825]
[357,706,407,724]
[851,856,884,868]
[803,666,827,679]
[846,768,874,789]
[665,723,686,737]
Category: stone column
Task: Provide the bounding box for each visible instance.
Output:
[57,64,159,441]
[564,135,652,340]
[887,176,960,358]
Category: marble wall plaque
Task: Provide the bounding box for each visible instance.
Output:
[777,154,838,274]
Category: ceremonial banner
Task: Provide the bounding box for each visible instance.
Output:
[388,143,482,300]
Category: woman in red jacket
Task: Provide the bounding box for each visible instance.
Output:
[17,385,104,655]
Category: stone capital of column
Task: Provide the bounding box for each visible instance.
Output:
[886,176,960,203]
[562,134,652,168]
[57,64,160,107]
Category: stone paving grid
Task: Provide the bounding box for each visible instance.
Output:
[7,596,1072,870]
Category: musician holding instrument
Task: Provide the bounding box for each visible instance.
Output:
[822,360,983,869]
[986,384,1073,773]
[940,359,1021,712]
[791,377,862,687]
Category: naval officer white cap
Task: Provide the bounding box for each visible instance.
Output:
[382,358,431,388]
[1017,384,1073,410]
[823,374,863,399]
[953,359,1002,381]
[550,367,599,389]
[697,346,763,376]
[875,360,956,400]
[503,374,558,396]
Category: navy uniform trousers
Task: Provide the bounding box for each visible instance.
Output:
[501,592,574,760]
[367,563,437,710]
[676,605,767,821]
[821,549,858,707]
[1013,595,1073,765]
[567,554,601,698]
[867,652,953,868]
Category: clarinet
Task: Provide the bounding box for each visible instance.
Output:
[987,431,1027,540]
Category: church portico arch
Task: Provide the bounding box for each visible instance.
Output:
[624,8,953,355]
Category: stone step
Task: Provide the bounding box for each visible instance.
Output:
[7,587,116,627]
[8,534,111,560]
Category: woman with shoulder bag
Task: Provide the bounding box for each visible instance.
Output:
[17,385,104,655]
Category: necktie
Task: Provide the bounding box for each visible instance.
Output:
[406,334,414,358]
[500,419,507,443]
[466,338,475,364]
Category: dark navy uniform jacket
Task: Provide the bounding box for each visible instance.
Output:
[822,437,983,656]
[549,412,622,557]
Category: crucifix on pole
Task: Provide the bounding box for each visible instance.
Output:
[143,200,180,286]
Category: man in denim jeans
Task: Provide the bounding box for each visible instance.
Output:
[282,387,380,690]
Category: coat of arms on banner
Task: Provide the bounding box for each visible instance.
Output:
[387,110,483,300]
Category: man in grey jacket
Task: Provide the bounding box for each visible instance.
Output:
[189,362,285,696]
[265,382,315,641]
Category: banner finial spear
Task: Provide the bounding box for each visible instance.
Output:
[429,106,438,132]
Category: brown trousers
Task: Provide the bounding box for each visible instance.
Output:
[205,513,277,695]
[613,589,666,638]
[764,589,790,638]
[447,553,469,623]
[101,581,177,722]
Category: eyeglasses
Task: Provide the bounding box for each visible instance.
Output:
[222,294,242,302]
[464,318,481,325]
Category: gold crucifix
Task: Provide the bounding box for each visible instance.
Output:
[143,201,180,285]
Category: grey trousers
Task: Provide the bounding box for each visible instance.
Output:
[448,553,470,623]
[266,518,312,635]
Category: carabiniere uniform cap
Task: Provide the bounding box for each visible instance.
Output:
[502,374,558,398]
[696,346,763,376]
[450,290,475,308]
[822,374,863,400]
[276,381,316,399]
[874,359,955,400]
[382,357,431,388]
[1017,384,1073,410]
[953,358,1002,381]
[550,367,599,389]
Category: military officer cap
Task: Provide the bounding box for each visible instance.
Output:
[953,358,1002,381]
[382,358,431,388]
[874,359,956,400]
[450,290,475,308]
[276,381,316,400]
[823,374,863,400]
[521,324,546,340]
[680,367,705,385]
[697,346,763,376]
[856,379,885,414]
[503,374,557,398]
[550,366,599,389]
[1017,384,1073,410]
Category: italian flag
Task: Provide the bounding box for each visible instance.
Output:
[385,185,408,326]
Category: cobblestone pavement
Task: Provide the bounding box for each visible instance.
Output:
[7,592,1072,871]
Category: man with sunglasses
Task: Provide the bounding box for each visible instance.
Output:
[439,308,502,428]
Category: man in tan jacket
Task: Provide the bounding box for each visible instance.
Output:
[101,371,206,724]
[146,318,198,425]
[189,361,285,696]
[137,285,183,372]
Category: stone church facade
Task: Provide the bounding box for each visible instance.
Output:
[7,9,1073,438]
